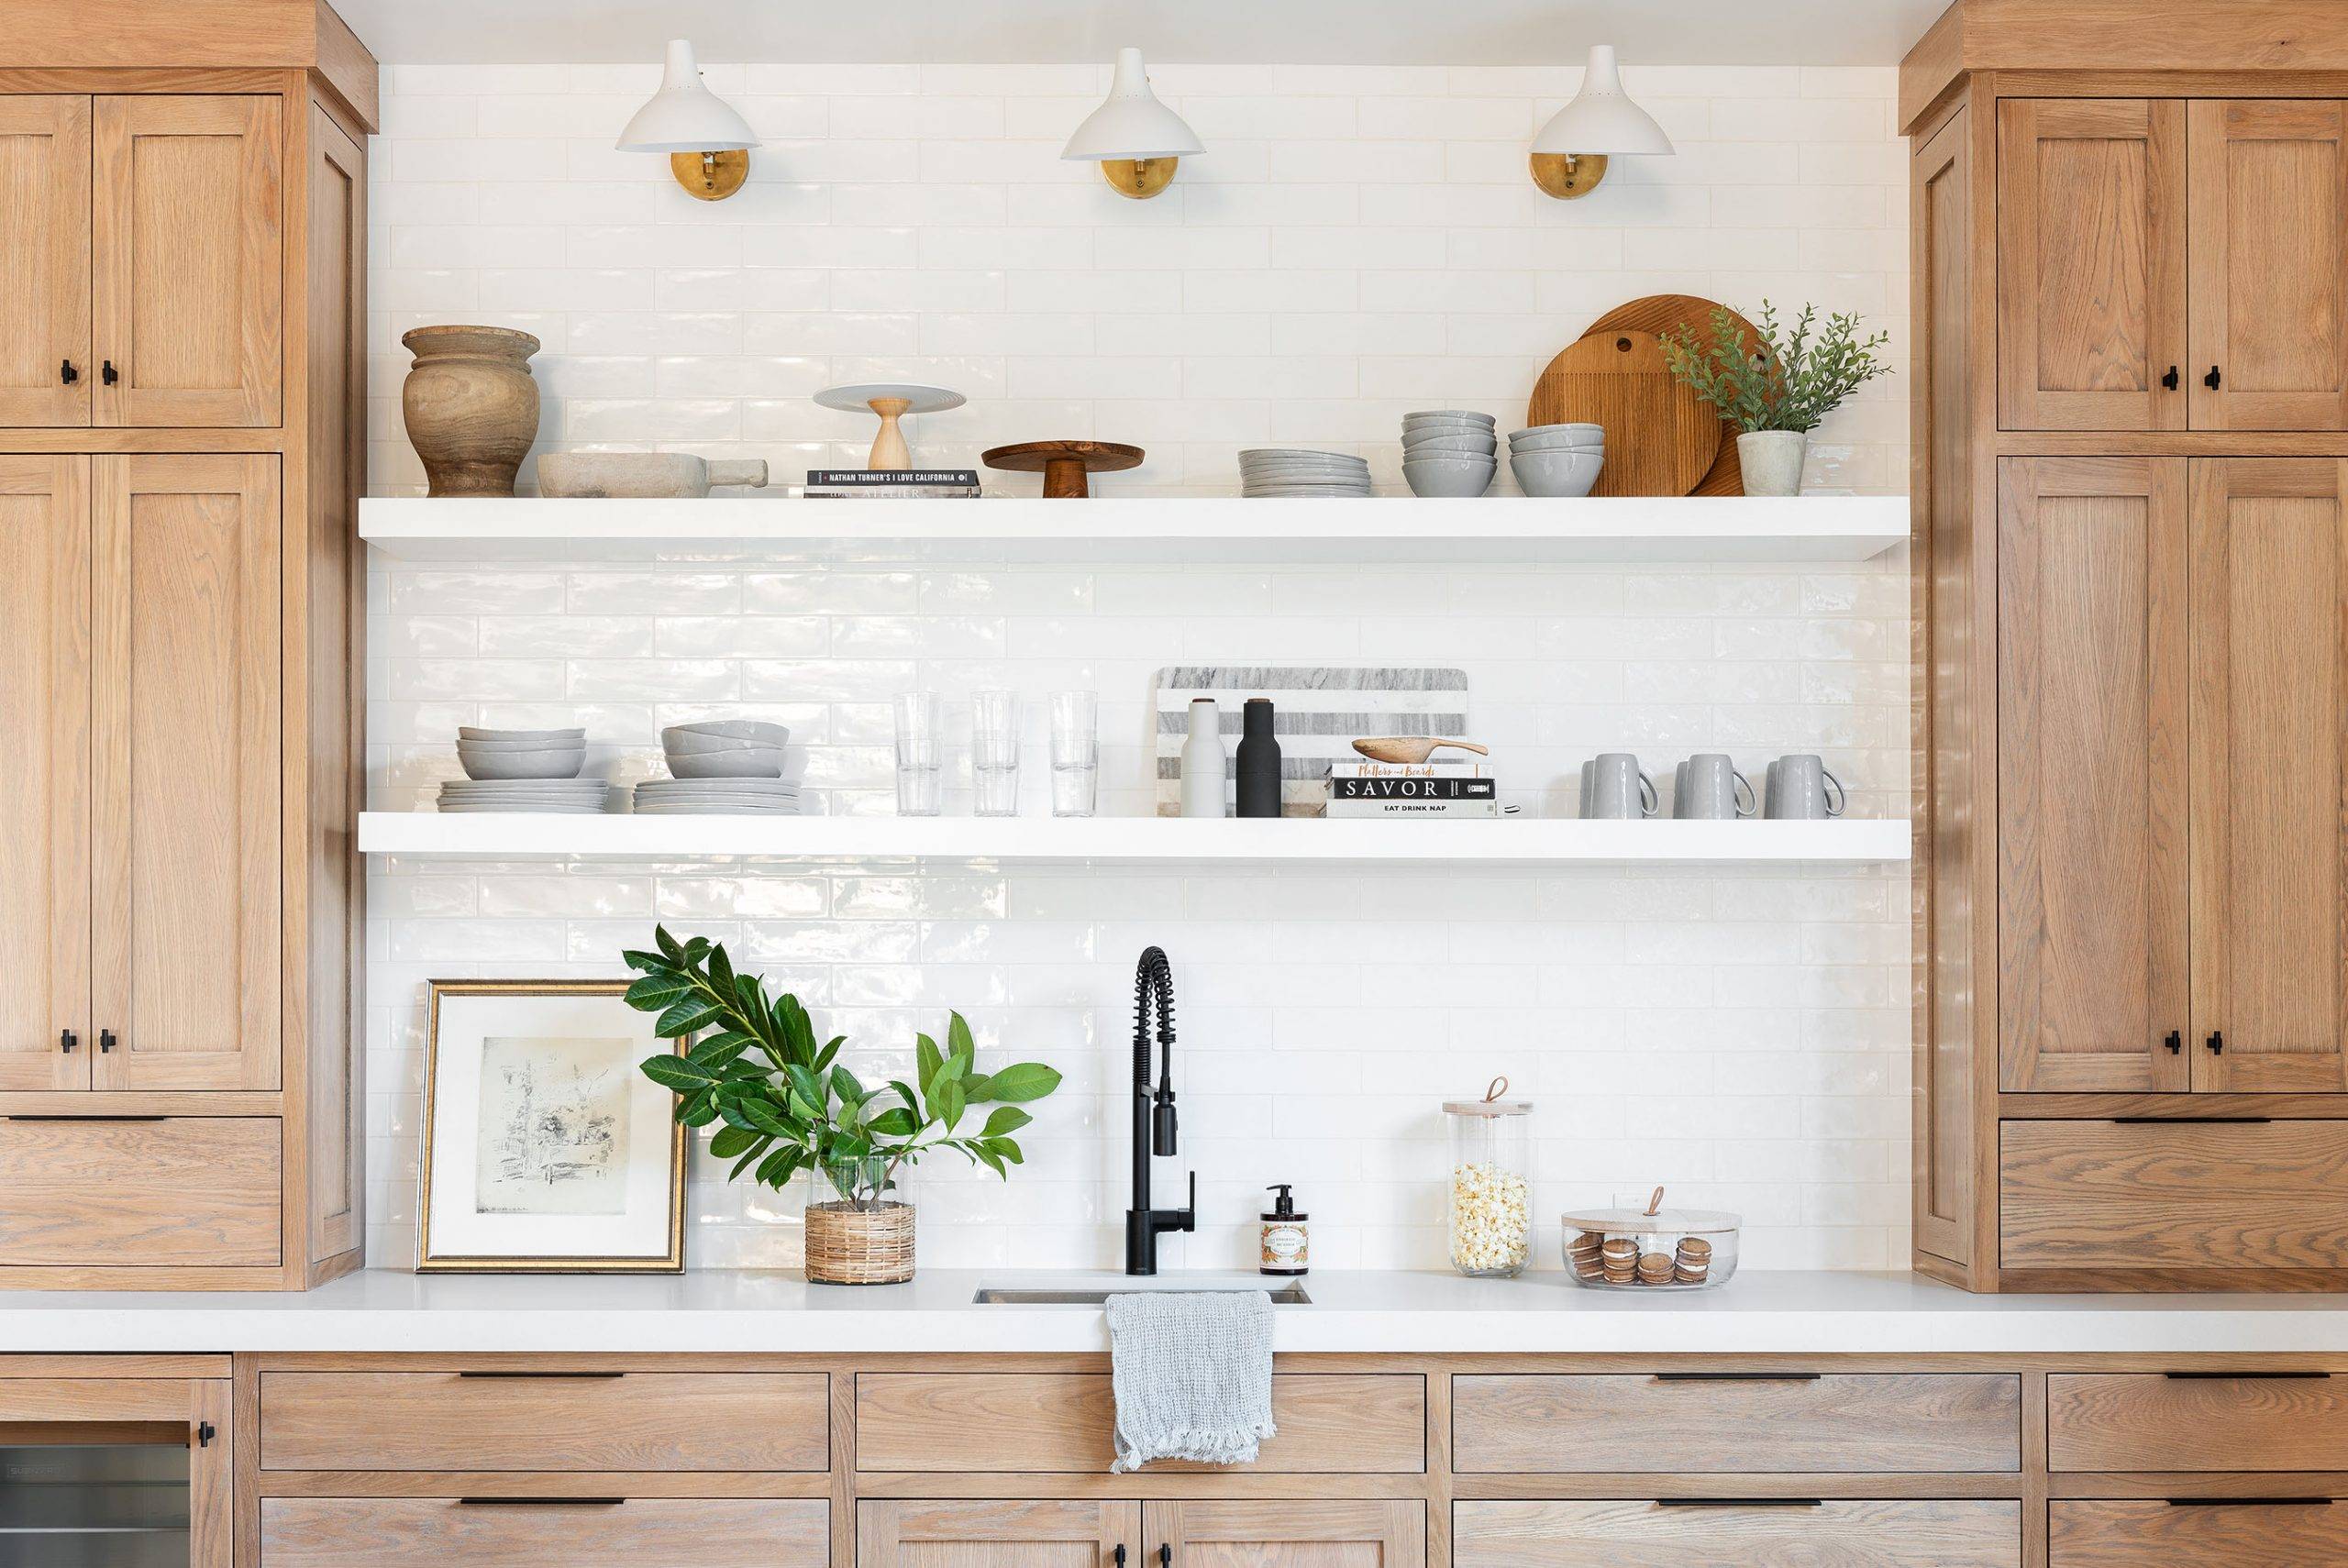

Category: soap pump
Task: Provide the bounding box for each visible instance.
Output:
[1259,1184,1310,1276]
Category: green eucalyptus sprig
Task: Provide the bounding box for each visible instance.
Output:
[624,925,1061,1209]
[1660,301,1892,435]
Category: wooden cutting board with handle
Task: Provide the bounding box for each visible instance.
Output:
[1589,293,1767,496]
[1525,328,1719,498]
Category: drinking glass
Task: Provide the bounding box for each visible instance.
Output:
[971,690,1020,817]
[892,691,941,816]
[1049,690,1099,817]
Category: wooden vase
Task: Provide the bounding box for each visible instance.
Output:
[804,1199,915,1285]
[401,325,542,497]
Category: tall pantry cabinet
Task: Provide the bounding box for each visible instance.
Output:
[0,1,373,1288]
[1906,0,2348,1291]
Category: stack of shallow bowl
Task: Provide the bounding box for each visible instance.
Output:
[1508,423,1606,498]
[1401,411,1498,497]
[441,727,606,812]
[635,721,799,814]
[1238,448,1372,498]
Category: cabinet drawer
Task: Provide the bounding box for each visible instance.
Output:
[2052,1499,2348,1564]
[1452,1375,2021,1474]
[856,1373,1423,1473]
[260,1498,827,1566]
[1454,1500,2020,1566]
[2049,1374,2348,1471]
[0,1117,278,1266]
[260,1371,828,1472]
[2001,1121,2348,1269]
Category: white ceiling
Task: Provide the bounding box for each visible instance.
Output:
[336,0,1949,69]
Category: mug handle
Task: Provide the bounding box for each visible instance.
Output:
[1822,769,1846,818]
[1637,773,1658,819]
[1732,771,1756,819]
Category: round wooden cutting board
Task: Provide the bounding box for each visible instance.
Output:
[1589,294,1767,497]
[1525,328,1719,498]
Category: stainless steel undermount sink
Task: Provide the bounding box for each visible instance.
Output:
[973,1284,1311,1306]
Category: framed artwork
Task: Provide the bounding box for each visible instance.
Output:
[418,979,686,1273]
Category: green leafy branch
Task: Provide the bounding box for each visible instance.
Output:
[1660,301,1891,435]
[624,924,1062,1209]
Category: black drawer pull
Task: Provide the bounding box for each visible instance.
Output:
[59,1029,75,1055]
[60,359,77,385]
[2168,1497,2331,1507]
[1656,1498,1823,1508]
[456,1370,626,1380]
[195,1422,216,1448]
[457,1497,626,1507]
[99,1029,116,1054]
[2207,1031,2224,1055]
[2114,1117,2270,1125]
[101,360,118,386]
[2165,1371,2331,1380]
[6,1115,165,1122]
[1653,1372,1822,1383]
[2205,365,2222,391]
[2164,1030,2181,1055]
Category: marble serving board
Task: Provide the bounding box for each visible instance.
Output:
[1151,665,1470,817]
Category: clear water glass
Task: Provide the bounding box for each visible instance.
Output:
[1050,690,1099,817]
[892,691,942,816]
[971,690,1020,817]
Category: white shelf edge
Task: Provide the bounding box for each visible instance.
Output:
[359,812,1911,865]
[357,494,1910,564]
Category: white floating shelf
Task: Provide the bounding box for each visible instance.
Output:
[359,812,1911,866]
[358,495,1908,565]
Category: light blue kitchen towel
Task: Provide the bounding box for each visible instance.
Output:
[1105,1290,1278,1473]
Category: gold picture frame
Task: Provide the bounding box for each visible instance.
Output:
[417,979,686,1274]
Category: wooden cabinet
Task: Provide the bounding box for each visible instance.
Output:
[0,1357,234,1568]
[0,1117,278,1267]
[2188,458,2348,1089]
[2049,1373,2348,1471]
[1999,100,2187,432]
[263,1497,828,1567]
[1996,458,2189,1093]
[0,97,91,425]
[2051,1500,2348,1565]
[2188,102,2348,431]
[93,454,281,1091]
[1454,1500,2020,1567]
[856,1499,1420,1568]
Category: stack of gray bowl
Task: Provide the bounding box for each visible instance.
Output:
[1238,448,1372,497]
[1401,411,1498,497]
[636,722,799,814]
[441,726,605,812]
[1508,423,1606,498]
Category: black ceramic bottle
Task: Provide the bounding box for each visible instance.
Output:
[1235,698,1281,818]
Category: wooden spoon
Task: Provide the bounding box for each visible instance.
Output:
[1351,737,1490,764]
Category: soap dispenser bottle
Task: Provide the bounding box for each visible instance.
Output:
[1260,1185,1310,1276]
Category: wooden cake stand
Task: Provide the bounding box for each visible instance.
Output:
[981,440,1145,499]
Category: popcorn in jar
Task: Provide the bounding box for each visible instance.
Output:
[1443,1078,1534,1278]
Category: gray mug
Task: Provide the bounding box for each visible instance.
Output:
[1765,754,1846,820]
[1579,753,1657,820]
[1674,754,1756,820]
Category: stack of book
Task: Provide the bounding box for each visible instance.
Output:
[1325,759,1499,819]
[802,469,981,500]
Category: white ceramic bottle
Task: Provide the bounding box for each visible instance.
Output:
[1180,698,1226,818]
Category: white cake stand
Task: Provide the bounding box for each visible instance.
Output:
[813,382,967,470]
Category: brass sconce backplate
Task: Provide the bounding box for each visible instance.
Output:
[1101,156,1180,199]
[1530,150,1609,199]
[671,149,751,201]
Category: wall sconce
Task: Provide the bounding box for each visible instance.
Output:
[1530,45,1674,200]
[1061,48,1204,199]
[617,39,762,201]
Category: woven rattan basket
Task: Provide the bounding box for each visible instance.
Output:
[804,1199,915,1285]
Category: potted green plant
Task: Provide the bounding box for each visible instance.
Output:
[1660,301,1891,497]
[624,926,1061,1285]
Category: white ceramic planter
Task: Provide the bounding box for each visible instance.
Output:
[1736,431,1808,497]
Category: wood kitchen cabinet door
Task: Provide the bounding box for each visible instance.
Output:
[0,456,90,1091]
[91,94,282,428]
[1145,1501,1424,1568]
[1999,99,2187,431]
[91,454,280,1091]
[2188,100,2348,431]
[857,1499,1137,1568]
[0,96,92,425]
[2188,458,2348,1090]
[1997,458,2190,1091]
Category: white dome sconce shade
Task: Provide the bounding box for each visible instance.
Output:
[616,39,763,201]
[1530,45,1674,200]
[1061,48,1205,200]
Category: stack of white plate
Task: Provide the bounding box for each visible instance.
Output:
[633,778,802,815]
[1401,411,1498,497]
[1239,448,1372,498]
[438,778,609,813]
[1508,423,1606,498]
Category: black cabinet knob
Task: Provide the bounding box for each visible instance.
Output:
[2205,365,2222,391]
[98,1029,116,1054]
[2206,1031,2224,1055]
[2164,1030,2182,1055]
[101,360,119,386]
[2162,366,2180,391]
[58,1029,75,1055]
[59,359,77,385]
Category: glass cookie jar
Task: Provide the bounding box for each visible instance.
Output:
[1444,1080,1534,1278]
[1559,1188,1742,1291]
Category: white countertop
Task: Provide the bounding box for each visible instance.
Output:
[5,1269,2347,1354]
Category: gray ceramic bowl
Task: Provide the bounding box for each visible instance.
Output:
[1404,409,1495,425]
[662,721,789,750]
[1404,433,1499,455]
[665,748,786,779]
[459,726,583,742]
[457,747,587,781]
[1511,433,1607,455]
[1402,457,1498,498]
[1511,447,1605,498]
[1508,423,1604,445]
